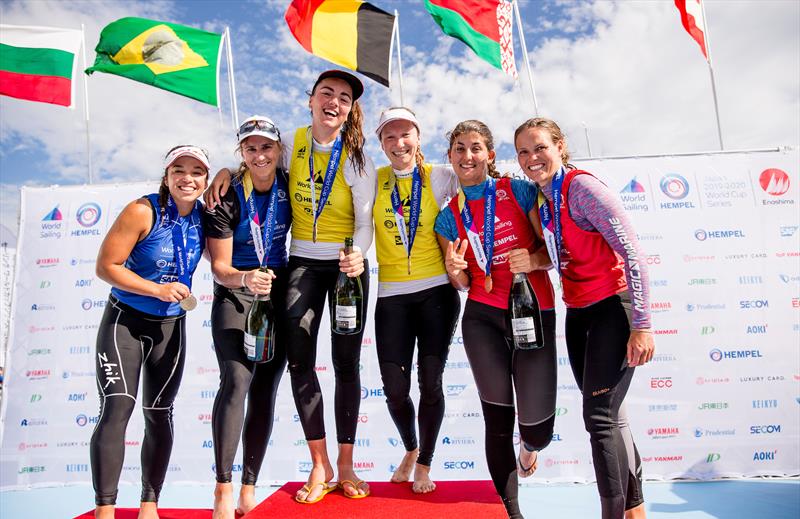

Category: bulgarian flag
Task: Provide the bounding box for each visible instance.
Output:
[285,0,395,87]
[425,0,517,77]
[0,24,83,107]
[86,17,223,106]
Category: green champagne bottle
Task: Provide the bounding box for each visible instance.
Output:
[332,237,363,335]
[243,267,276,362]
[508,272,544,349]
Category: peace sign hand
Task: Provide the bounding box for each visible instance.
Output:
[445,238,469,277]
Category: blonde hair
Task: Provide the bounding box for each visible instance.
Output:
[514,117,571,164]
[446,120,501,178]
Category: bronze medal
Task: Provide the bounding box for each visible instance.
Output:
[180,294,197,311]
[484,274,493,293]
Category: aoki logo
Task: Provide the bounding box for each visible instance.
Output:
[660,174,690,200]
[759,169,790,196]
[76,202,102,227]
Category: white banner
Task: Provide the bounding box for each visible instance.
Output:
[1,148,798,489]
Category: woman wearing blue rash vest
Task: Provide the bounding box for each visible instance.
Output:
[91,145,209,519]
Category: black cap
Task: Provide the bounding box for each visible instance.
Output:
[312,69,364,101]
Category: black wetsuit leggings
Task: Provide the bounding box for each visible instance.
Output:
[566,293,644,519]
[375,284,461,467]
[461,300,557,519]
[285,256,370,443]
[210,268,288,484]
[90,296,186,506]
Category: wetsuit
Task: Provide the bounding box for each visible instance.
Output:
[539,168,651,518]
[373,164,461,467]
[91,194,204,505]
[285,127,376,444]
[435,177,557,518]
[204,170,291,484]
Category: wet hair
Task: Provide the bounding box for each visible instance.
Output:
[309,82,367,176]
[514,117,571,165]
[446,119,501,178]
[158,145,209,218]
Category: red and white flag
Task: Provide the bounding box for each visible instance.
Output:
[674,0,708,60]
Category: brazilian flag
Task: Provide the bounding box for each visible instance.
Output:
[86,17,223,106]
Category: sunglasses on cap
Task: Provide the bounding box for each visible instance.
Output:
[237,119,281,141]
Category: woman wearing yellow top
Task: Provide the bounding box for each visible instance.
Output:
[372,107,461,493]
[207,70,376,504]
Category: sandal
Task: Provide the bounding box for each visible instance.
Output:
[294,481,337,504]
[517,447,538,478]
[338,479,370,499]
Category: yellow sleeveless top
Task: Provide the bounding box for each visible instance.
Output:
[373,164,446,281]
[289,127,354,243]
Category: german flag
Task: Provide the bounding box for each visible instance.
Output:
[285,0,395,87]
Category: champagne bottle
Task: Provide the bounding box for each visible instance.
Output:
[333,237,363,335]
[243,267,276,363]
[508,272,544,350]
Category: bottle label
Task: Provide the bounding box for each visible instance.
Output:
[335,305,357,329]
[243,332,257,359]
[512,317,538,342]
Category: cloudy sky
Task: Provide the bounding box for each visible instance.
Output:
[1,0,798,238]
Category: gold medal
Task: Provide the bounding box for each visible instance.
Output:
[484,274,493,293]
[407,256,411,276]
[180,294,197,311]
[312,223,318,243]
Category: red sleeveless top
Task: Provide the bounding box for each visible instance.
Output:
[449,177,555,310]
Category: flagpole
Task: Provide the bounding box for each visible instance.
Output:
[392,10,405,107]
[80,24,93,184]
[512,0,539,116]
[700,0,723,150]
[224,27,239,130]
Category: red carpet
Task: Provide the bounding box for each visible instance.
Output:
[74,509,211,518]
[245,480,507,518]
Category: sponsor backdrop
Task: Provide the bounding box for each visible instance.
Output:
[1,149,798,489]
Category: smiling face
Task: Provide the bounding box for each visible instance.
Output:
[309,77,353,134]
[379,119,420,171]
[241,135,280,182]
[166,156,208,206]
[515,127,564,187]
[448,131,495,187]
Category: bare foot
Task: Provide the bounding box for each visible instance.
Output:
[137,501,159,519]
[213,482,235,519]
[625,503,647,519]
[337,464,369,497]
[295,463,335,503]
[237,484,257,515]
[391,449,418,484]
[517,446,538,478]
[412,463,436,494]
[95,505,114,519]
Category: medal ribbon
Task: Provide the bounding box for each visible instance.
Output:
[165,196,201,286]
[308,129,344,241]
[240,171,279,268]
[536,166,565,273]
[457,178,496,281]
[389,167,422,272]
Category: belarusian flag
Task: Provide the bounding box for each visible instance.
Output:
[86,17,223,106]
[425,0,517,77]
[0,24,83,107]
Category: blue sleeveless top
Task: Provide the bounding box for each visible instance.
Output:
[231,170,291,269]
[111,193,205,316]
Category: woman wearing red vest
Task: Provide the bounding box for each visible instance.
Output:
[434,120,557,519]
[515,117,654,519]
